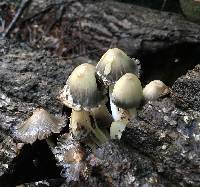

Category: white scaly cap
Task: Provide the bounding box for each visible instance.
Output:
[96,48,140,86]
[59,63,107,111]
[143,80,169,101]
[13,108,66,144]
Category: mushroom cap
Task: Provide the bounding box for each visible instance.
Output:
[96,48,140,85]
[13,108,66,144]
[60,63,107,111]
[143,80,169,101]
[111,73,143,109]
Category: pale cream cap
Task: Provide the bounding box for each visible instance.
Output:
[13,108,66,144]
[111,73,143,109]
[96,48,140,85]
[60,63,107,111]
[143,80,169,101]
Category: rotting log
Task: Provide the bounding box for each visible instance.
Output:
[0,38,172,186]
[18,0,200,56]
[172,65,200,111]
[2,0,200,56]
[1,39,200,186]
[122,65,200,186]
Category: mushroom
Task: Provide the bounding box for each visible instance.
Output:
[60,63,106,111]
[13,108,66,144]
[96,48,141,119]
[111,73,143,121]
[59,63,108,143]
[143,80,169,101]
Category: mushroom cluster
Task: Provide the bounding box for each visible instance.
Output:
[13,48,169,145]
[12,47,169,182]
[59,48,169,141]
[12,48,170,145]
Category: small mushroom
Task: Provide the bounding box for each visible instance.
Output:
[59,63,108,143]
[143,80,169,101]
[96,48,141,119]
[13,108,66,144]
[111,73,143,121]
[96,48,140,85]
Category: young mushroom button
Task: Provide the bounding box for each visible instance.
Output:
[143,80,169,101]
[59,63,108,143]
[111,73,143,121]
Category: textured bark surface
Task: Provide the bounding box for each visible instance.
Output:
[122,65,200,186]
[54,0,200,56]
[0,38,200,186]
[3,0,200,56]
[0,39,86,185]
[172,65,200,111]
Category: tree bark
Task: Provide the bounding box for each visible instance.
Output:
[1,38,200,185]
[56,0,200,56]
[4,0,200,56]
[122,65,200,186]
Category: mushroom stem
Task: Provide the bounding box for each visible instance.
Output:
[70,110,108,144]
[91,104,113,128]
[90,111,109,143]
[91,124,108,144]
[109,85,118,121]
[110,121,127,139]
[70,110,91,140]
[111,104,137,121]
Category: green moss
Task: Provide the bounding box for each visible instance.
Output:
[180,0,200,23]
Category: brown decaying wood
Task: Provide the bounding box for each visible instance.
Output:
[4,0,200,56]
